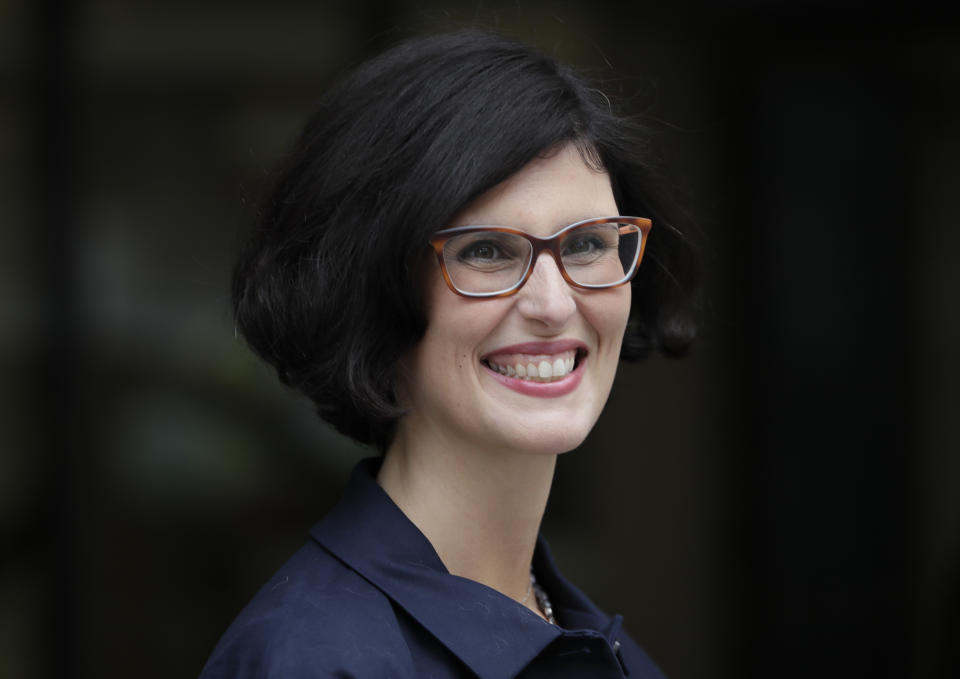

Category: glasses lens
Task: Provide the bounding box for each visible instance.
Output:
[441,231,533,295]
[560,221,642,287]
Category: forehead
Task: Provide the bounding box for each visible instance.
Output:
[451,144,618,235]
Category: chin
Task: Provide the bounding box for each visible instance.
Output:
[495,389,607,451]
[493,417,594,456]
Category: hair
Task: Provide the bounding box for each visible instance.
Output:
[233,30,699,451]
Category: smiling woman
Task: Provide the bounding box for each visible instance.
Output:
[200,30,698,679]
[392,146,632,459]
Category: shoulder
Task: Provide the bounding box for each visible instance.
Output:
[199,542,416,679]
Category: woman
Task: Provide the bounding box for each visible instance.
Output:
[201,30,696,679]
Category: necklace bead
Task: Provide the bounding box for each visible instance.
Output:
[529,571,556,625]
[519,578,533,605]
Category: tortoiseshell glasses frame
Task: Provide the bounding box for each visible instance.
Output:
[428,216,652,298]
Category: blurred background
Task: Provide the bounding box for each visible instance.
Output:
[2,0,958,677]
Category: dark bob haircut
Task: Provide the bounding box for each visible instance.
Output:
[233,30,698,451]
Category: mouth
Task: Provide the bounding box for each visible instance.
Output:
[481,348,585,383]
[479,340,589,397]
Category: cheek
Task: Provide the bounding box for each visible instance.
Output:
[409,279,494,390]
[421,269,513,360]
[592,286,632,347]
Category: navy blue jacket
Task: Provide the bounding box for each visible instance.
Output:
[199,458,667,678]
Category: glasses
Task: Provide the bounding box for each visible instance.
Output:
[429,216,652,298]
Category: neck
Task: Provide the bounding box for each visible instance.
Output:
[377,424,556,615]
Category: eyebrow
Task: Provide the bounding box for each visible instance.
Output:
[452,214,617,229]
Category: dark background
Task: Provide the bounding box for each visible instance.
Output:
[3,1,958,678]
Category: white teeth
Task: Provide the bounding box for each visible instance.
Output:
[486,352,579,382]
[552,358,566,377]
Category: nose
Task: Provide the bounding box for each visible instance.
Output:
[515,252,577,329]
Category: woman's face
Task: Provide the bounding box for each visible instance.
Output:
[396,144,631,456]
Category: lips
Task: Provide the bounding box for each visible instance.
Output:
[480,340,588,395]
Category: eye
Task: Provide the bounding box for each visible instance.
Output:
[451,234,524,268]
[562,234,609,258]
[458,241,502,262]
[561,225,621,264]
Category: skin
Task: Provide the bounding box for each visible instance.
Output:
[377,143,631,621]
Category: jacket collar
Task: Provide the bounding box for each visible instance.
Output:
[310,458,620,679]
